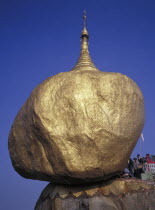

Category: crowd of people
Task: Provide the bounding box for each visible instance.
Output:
[123,154,155,179]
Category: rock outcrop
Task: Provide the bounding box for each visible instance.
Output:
[35,179,155,210]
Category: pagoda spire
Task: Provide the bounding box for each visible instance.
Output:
[71,11,99,71]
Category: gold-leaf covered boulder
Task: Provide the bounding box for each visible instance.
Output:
[8,17,144,184]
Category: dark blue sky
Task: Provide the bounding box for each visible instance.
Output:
[1,0,155,209]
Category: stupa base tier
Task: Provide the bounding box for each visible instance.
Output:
[35,178,155,210]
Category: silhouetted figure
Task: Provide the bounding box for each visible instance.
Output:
[137,154,144,179]
[133,158,138,178]
[128,158,134,176]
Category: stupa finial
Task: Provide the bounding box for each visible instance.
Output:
[83,10,86,28]
[71,11,98,71]
[81,10,89,40]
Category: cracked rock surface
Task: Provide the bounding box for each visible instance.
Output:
[8,70,144,184]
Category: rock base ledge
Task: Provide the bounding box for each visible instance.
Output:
[35,178,155,210]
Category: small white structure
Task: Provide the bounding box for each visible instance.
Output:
[146,163,155,173]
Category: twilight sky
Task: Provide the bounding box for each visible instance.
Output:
[1,0,155,209]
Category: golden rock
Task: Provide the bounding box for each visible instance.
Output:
[8,13,144,184]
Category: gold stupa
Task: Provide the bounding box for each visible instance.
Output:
[71,11,98,72]
[8,11,144,184]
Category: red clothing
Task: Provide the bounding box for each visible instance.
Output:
[146,157,155,163]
